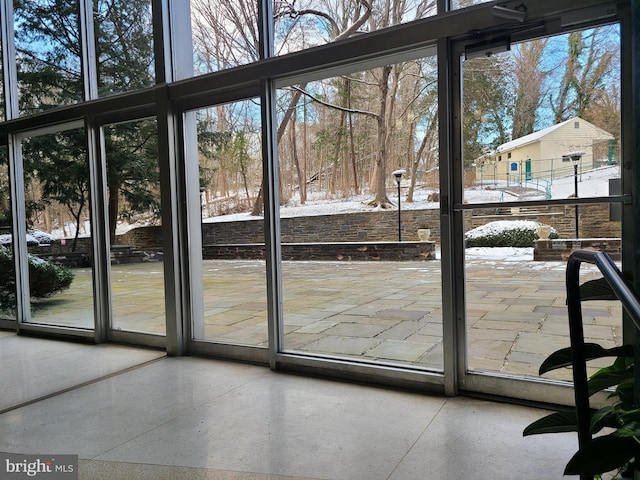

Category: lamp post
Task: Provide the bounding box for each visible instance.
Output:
[392,169,406,242]
[566,151,584,238]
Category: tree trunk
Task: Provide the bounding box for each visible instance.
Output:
[370,65,393,207]
[407,109,437,202]
[108,183,119,245]
[291,118,306,204]
[348,93,359,194]
[251,85,306,216]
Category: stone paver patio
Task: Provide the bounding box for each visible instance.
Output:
[20,255,622,381]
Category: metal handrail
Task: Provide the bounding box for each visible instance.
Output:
[566,250,640,480]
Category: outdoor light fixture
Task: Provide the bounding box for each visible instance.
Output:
[492,4,528,23]
[565,151,585,239]
[392,169,406,242]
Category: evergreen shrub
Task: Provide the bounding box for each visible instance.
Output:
[465,220,559,248]
[0,246,74,299]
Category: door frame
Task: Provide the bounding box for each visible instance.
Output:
[445,5,631,405]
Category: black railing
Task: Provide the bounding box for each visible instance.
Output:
[566,250,640,480]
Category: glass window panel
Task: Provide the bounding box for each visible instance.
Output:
[273,1,437,55]
[190,1,259,74]
[104,119,165,335]
[14,0,83,115]
[0,146,15,322]
[463,27,621,204]
[21,127,94,329]
[465,217,623,381]
[0,35,4,122]
[191,100,268,347]
[95,0,155,96]
[451,0,490,9]
[278,56,442,370]
[461,26,623,381]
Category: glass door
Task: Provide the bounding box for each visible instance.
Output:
[455,22,624,402]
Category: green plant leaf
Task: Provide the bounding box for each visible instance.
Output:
[615,381,635,409]
[579,273,634,302]
[613,420,640,438]
[564,435,638,475]
[588,367,634,396]
[618,410,640,426]
[580,277,619,301]
[523,411,579,436]
[539,344,634,375]
[591,406,619,433]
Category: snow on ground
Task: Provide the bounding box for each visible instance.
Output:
[11,166,620,262]
[465,246,533,260]
[546,165,619,198]
[203,164,620,223]
[29,165,620,241]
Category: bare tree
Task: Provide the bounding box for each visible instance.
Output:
[550,28,617,124]
[511,39,547,139]
[191,0,259,71]
[193,0,441,213]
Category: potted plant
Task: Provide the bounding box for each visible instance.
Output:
[524,343,637,478]
[524,276,639,479]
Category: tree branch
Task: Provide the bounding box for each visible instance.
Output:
[291,86,378,118]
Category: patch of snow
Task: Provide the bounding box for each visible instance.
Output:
[465,246,533,260]
[204,165,620,223]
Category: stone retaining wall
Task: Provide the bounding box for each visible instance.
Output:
[29,203,621,261]
[198,210,440,246]
[533,238,621,262]
[203,241,436,262]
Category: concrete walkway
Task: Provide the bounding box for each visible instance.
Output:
[24,256,622,381]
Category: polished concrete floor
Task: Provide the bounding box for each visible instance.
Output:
[0,332,582,479]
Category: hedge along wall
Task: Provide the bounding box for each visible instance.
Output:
[36,203,619,253]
